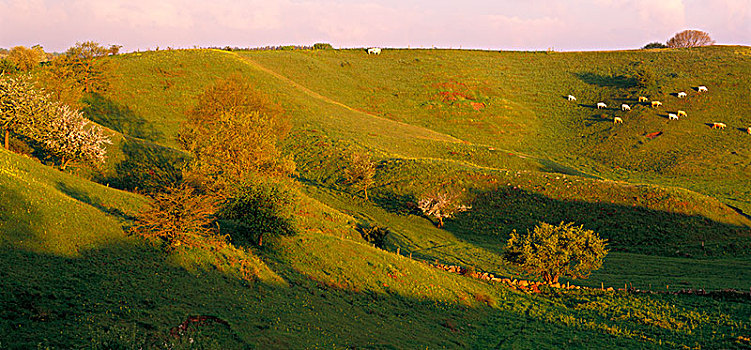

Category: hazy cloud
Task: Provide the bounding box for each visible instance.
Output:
[0,0,747,52]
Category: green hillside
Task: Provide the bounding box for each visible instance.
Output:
[2,46,751,348]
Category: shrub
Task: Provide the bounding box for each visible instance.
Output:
[219,183,295,247]
[0,58,18,74]
[504,222,608,284]
[7,46,44,71]
[417,189,471,228]
[130,184,220,250]
[642,42,667,49]
[313,43,334,50]
[357,223,389,248]
[627,61,659,94]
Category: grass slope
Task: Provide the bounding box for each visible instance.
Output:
[2,47,751,348]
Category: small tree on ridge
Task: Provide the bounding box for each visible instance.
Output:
[667,30,715,48]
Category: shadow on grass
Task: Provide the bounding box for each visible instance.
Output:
[82,93,162,142]
[574,72,637,89]
[99,137,187,194]
[445,186,751,257]
[0,239,650,349]
[56,182,136,221]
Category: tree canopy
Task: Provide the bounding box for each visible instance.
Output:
[667,30,715,48]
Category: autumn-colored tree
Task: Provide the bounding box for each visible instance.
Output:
[417,189,471,228]
[7,46,45,71]
[178,75,294,188]
[504,222,608,284]
[130,184,220,250]
[41,41,112,107]
[666,30,715,48]
[343,152,376,200]
[41,104,112,169]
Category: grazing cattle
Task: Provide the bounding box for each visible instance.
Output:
[677,110,687,117]
[677,92,687,98]
[638,96,649,102]
[614,117,623,124]
[367,47,382,55]
[747,127,751,135]
[711,122,726,129]
[651,101,662,108]
[668,113,679,120]
[597,102,607,109]
[697,86,708,92]
[621,104,631,111]
[567,95,576,101]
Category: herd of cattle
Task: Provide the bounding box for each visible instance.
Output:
[567,86,750,134]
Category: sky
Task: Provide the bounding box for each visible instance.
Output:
[1,0,749,53]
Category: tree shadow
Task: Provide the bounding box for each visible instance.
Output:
[55,181,135,221]
[371,191,421,216]
[445,186,751,257]
[574,72,637,89]
[99,137,187,194]
[82,93,162,142]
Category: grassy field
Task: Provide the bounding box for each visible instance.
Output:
[1,46,751,348]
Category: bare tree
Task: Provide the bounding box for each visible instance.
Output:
[666,30,715,48]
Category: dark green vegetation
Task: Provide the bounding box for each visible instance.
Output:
[1,45,750,348]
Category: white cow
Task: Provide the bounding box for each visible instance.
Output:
[677,110,687,117]
[638,96,649,102]
[614,117,623,124]
[567,95,576,101]
[677,92,687,98]
[698,85,708,92]
[597,102,607,109]
[651,101,662,108]
[747,127,751,135]
[668,113,679,120]
[711,122,726,129]
[367,47,382,55]
[621,104,631,111]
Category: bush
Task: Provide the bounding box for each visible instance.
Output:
[130,184,220,250]
[504,222,608,284]
[642,42,667,49]
[219,183,295,247]
[313,43,334,50]
[357,223,389,248]
[627,61,659,94]
[0,58,17,74]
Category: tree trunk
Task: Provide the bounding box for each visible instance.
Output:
[61,157,70,170]
[437,217,444,228]
[364,186,369,201]
[258,232,264,247]
[4,128,8,150]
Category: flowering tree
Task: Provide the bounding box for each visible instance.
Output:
[0,74,54,149]
[42,105,112,169]
[417,189,471,228]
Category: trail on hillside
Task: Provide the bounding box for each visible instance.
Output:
[220,50,463,144]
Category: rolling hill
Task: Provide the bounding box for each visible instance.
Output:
[1,46,750,348]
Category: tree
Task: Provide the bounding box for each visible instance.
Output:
[219,183,295,247]
[666,30,715,48]
[642,42,667,49]
[40,41,112,107]
[504,222,608,284]
[343,152,376,200]
[7,46,44,71]
[178,75,294,187]
[417,189,471,228]
[130,184,220,250]
[0,75,54,149]
[41,104,112,169]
